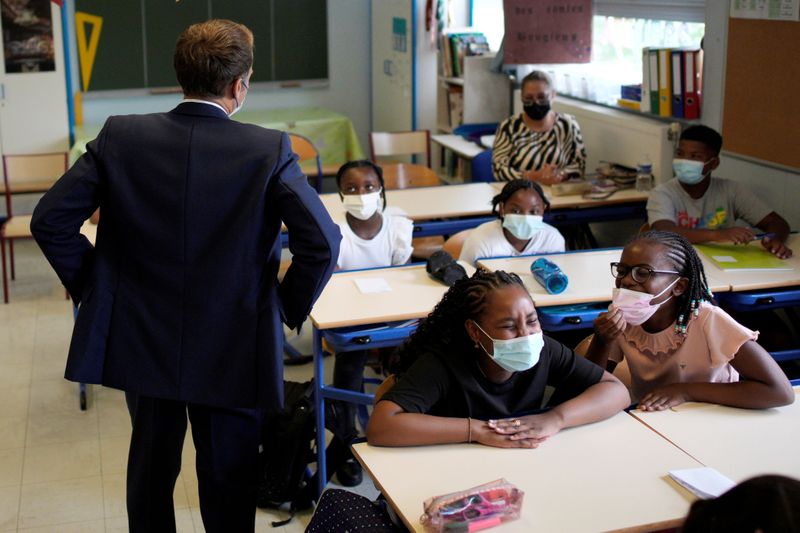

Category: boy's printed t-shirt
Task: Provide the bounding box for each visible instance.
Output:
[646,177,772,229]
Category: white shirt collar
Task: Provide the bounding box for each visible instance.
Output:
[181,98,229,116]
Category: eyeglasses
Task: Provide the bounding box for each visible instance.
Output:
[610,262,679,283]
[522,98,549,106]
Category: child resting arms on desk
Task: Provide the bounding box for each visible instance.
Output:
[586,230,794,411]
[367,270,630,448]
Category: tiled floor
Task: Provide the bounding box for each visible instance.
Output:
[0,240,379,532]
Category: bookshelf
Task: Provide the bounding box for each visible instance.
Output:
[436,55,511,132]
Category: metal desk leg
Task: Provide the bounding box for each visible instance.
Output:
[312,327,327,497]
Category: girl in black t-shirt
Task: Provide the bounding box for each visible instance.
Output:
[368,270,630,448]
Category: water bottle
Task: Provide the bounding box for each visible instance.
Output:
[530,258,568,295]
[636,155,654,192]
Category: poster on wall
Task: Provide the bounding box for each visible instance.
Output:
[1,0,55,73]
[502,0,592,64]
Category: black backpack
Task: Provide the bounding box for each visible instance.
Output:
[257,380,353,527]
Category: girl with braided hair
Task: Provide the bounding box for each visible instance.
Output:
[587,230,793,411]
[367,270,629,448]
[458,179,565,267]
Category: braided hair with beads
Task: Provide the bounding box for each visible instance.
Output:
[389,270,528,374]
[632,230,713,334]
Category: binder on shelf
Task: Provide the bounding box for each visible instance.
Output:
[640,48,651,114]
[658,48,672,117]
[671,49,684,118]
[683,49,701,120]
[648,49,660,115]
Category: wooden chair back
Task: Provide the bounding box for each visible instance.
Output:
[369,130,431,168]
[382,163,440,190]
[3,152,68,215]
[288,133,323,192]
[442,230,473,260]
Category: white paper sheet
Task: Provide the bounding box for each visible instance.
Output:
[668,467,736,499]
[354,277,392,294]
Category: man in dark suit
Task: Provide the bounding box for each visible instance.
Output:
[31,19,340,533]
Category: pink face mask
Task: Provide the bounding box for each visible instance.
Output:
[611,277,680,326]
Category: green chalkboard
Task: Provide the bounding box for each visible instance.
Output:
[75,0,327,91]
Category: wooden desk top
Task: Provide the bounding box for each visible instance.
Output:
[309,263,474,330]
[542,185,649,209]
[319,182,497,223]
[698,234,800,292]
[479,249,732,307]
[631,388,800,483]
[353,412,701,532]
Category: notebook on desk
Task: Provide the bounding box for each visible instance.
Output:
[696,243,794,271]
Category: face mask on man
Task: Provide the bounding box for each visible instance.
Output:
[523,99,551,121]
[611,277,680,326]
[229,78,249,117]
[472,321,544,373]
[673,158,714,185]
[502,214,546,240]
[342,190,382,220]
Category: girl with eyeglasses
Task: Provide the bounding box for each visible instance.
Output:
[367,270,630,448]
[586,230,793,411]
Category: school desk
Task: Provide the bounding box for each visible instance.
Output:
[69,106,364,173]
[352,411,702,532]
[698,234,800,361]
[631,387,800,484]
[307,263,475,495]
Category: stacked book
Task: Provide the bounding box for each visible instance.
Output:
[638,47,703,120]
[440,31,490,79]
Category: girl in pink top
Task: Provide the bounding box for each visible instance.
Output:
[586,230,793,410]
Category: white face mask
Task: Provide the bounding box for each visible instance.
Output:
[228,78,249,117]
[473,321,544,373]
[502,214,546,240]
[342,190,382,220]
[611,277,680,326]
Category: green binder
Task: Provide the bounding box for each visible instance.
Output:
[696,243,794,271]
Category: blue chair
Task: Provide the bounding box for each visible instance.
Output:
[471,149,494,182]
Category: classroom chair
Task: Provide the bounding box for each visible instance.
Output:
[381,160,443,260]
[1,152,68,303]
[369,130,431,168]
[442,229,472,260]
[288,133,324,192]
[381,162,440,189]
[470,149,494,182]
[372,374,397,405]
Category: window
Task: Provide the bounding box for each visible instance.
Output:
[469,1,705,106]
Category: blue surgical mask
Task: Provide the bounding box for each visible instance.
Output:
[673,158,712,185]
[502,214,546,240]
[472,321,544,373]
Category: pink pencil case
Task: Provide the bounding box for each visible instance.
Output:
[420,478,524,532]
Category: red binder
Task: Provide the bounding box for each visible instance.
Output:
[684,49,701,120]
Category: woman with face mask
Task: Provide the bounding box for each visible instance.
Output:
[585,231,793,411]
[367,270,630,448]
[331,160,414,485]
[459,179,565,266]
[491,70,587,185]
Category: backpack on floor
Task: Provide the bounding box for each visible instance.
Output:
[258,380,353,527]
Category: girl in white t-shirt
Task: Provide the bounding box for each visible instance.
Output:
[459,179,565,266]
[332,160,413,486]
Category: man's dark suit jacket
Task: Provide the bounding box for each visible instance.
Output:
[31,102,341,410]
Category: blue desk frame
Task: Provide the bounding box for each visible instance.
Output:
[282,201,646,247]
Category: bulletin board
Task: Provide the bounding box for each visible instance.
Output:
[721,17,800,170]
[74,0,328,92]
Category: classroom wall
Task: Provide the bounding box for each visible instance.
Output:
[701,1,800,230]
[71,1,372,152]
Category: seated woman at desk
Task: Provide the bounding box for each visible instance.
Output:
[333,159,414,484]
[492,70,586,184]
[459,179,565,266]
[585,230,794,411]
[367,270,630,448]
